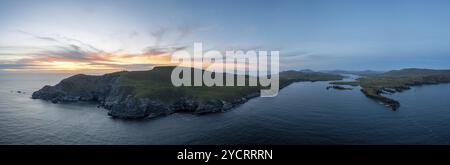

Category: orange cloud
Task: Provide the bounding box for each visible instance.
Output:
[10,52,175,73]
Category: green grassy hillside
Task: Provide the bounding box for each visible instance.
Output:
[117,66,343,103]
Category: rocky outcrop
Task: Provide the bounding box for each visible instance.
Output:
[32,72,121,103]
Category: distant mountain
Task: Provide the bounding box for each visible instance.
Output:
[382,68,450,77]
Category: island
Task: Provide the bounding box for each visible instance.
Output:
[331,68,450,110]
[326,85,353,90]
[32,66,343,119]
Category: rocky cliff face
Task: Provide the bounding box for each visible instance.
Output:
[32,68,261,119]
[32,79,251,119]
[32,72,120,103]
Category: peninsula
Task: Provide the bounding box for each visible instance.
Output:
[32,66,343,119]
[331,68,450,110]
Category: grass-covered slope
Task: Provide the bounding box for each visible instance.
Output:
[117,67,262,103]
[118,67,344,102]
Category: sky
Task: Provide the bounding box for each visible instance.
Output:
[1,0,450,73]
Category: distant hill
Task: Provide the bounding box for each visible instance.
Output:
[382,68,450,77]
[322,70,384,76]
[32,66,343,119]
[298,69,315,73]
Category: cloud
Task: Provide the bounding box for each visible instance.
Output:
[149,27,168,46]
[0,63,32,69]
[128,31,139,39]
[148,24,202,47]
[176,24,196,41]
[57,35,102,52]
[143,45,187,55]
[16,30,62,43]
[0,31,187,72]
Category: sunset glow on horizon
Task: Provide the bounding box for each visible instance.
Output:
[2,0,450,73]
[1,50,178,73]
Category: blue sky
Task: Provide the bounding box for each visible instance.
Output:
[1,0,450,72]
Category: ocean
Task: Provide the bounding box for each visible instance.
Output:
[1,72,450,144]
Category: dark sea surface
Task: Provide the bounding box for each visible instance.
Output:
[1,72,450,144]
